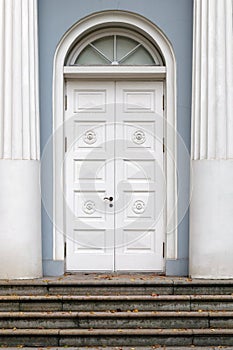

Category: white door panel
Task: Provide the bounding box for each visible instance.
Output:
[65,81,115,271]
[65,80,164,271]
[115,82,164,271]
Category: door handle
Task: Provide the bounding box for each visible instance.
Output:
[104,196,114,202]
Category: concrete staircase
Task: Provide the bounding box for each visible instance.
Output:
[0,276,233,347]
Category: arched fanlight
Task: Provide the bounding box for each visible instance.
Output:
[66,30,164,66]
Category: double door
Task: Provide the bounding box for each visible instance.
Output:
[65,80,165,271]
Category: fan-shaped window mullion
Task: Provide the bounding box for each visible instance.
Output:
[118,43,141,64]
[89,43,112,63]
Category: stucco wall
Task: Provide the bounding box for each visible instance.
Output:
[38,0,193,276]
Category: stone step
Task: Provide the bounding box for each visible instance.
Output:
[0,311,233,329]
[4,348,233,350]
[1,295,233,312]
[0,328,233,347]
[1,277,233,347]
[1,279,233,295]
[0,280,172,296]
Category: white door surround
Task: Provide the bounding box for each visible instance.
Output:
[52,10,177,266]
[65,80,165,272]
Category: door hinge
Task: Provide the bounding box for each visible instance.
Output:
[65,95,67,110]
[163,137,165,153]
[163,242,165,258]
[64,137,68,153]
[163,95,165,110]
[64,242,67,258]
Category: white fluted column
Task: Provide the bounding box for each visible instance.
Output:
[0,0,42,278]
[190,0,233,278]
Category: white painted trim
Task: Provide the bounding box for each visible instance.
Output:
[63,66,166,79]
[53,10,177,261]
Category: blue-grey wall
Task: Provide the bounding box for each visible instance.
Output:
[38,0,193,276]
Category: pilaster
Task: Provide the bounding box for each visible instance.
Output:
[0,0,42,278]
[190,0,233,278]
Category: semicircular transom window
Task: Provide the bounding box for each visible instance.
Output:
[68,33,164,66]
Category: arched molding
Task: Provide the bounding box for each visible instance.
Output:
[53,10,177,262]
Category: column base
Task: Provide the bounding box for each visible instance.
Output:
[0,160,42,279]
[190,160,233,279]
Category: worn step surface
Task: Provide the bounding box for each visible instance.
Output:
[1,328,233,347]
[1,275,233,295]
[1,274,233,347]
[0,311,216,329]
[5,348,233,350]
[1,294,233,312]
[1,311,233,329]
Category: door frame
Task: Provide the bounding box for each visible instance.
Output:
[52,11,178,268]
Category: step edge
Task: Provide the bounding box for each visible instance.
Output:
[0,311,215,318]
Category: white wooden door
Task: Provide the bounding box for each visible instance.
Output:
[65,81,115,270]
[115,82,164,271]
[65,80,164,271]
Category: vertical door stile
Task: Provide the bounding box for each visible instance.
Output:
[113,81,116,272]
